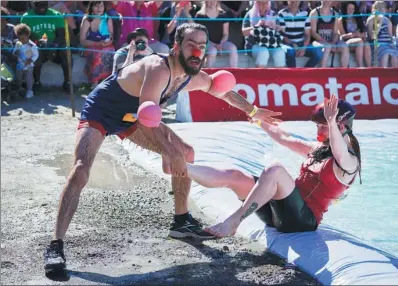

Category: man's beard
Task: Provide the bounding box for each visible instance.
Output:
[178,52,204,76]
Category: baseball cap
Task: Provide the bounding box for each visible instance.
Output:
[127,28,149,43]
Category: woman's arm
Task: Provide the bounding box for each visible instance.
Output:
[242,26,254,37]
[331,16,340,45]
[325,96,358,171]
[79,17,99,47]
[366,16,375,41]
[337,17,353,40]
[310,8,326,43]
[387,17,393,38]
[167,5,182,34]
[259,122,315,158]
[220,22,229,44]
[107,17,114,41]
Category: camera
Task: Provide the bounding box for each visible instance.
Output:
[136,40,147,51]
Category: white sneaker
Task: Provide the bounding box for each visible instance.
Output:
[26,90,34,99]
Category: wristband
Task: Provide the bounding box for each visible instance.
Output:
[248,105,258,117]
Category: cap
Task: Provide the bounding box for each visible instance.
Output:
[311,99,356,125]
[126,28,149,44]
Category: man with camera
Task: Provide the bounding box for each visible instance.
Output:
[112,28,153,74]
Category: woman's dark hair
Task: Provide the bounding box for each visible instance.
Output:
[310,99,361,183]
[87,1,105,22]
[309,129,362,184]
[342,1,366,33]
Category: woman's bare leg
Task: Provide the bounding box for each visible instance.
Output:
[187,164,255,200]
[205,165,295,237]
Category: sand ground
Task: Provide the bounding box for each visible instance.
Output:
[1,90,319,285]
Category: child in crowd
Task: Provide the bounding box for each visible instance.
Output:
[12,23,38,98]
[367,1,398,67]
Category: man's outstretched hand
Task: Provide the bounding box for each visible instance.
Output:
[251,107,283,126]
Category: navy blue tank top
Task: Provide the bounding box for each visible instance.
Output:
[80,54,191,135]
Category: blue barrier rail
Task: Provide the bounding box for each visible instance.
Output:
[2,12,398,21]
[1,12,396,58]
[0,41,392,56]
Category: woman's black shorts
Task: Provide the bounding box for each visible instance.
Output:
[250,176,318,233]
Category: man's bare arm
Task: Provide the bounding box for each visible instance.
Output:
[219,90,254,114]
[184,71,281,124]
[185,72,254,113]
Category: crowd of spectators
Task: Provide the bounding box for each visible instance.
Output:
[1,1,398,100]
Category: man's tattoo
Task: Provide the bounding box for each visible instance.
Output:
[240,202,258,221]
[224,91,252,113]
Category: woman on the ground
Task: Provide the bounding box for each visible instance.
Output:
[186,95,362,236]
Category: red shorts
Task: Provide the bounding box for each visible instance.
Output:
[77,120,138,140]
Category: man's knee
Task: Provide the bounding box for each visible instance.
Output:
[286,47,295,57]
[183,144,195,163]
[71,159,91,189]
[58,50,70,66]
[311,47,323,60]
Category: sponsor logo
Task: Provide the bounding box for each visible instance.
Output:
[233,77,398,107]
[337,111,351,122]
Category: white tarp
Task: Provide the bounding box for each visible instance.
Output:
[118,121,398,285]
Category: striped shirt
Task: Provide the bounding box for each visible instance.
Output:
[277,8,310,44]
[377,16,393,43]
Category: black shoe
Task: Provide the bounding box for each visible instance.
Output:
[33,82,42,90]
[44,239,66,270]
[63,81,72,92]
[169,214,215,240]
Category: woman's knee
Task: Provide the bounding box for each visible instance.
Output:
[339,44,349,55]
[223,41,237,52]
[224,169,247,182]
[260,164,287,179]
[255,50,270,67]
[323,46,332,55]
[364,44,371,53]
[272,49,286,67]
